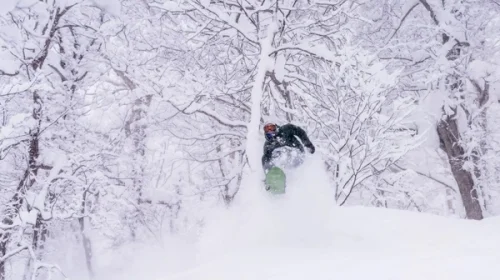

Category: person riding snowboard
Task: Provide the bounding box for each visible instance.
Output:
[261,122,315,174]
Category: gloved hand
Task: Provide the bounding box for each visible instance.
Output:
[263,163,272,174]
[307,145,315,154]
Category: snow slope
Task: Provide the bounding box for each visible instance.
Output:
[96,155,500,280]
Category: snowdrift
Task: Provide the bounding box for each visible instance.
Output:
[97,155,500,280]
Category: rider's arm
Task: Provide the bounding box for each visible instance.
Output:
[291,125,315,153]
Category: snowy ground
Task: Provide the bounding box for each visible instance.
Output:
[95,155,500,280]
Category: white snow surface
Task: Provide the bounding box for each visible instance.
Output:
[91,0,121,17]
[95,155,500,280]
[0,0,18,15]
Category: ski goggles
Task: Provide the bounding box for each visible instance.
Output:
[265,132,276,140]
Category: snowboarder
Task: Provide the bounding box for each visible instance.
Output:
[261,122,315,174]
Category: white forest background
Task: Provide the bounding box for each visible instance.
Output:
[0,0,499,279]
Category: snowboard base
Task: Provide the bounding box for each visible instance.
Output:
[265,167,286,194]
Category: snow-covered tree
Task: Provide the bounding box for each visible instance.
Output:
[371,0,500,219]
[149,0,420,209]
[1,0,499,278]
[0,1,117,278]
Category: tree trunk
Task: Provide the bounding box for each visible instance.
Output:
[118,68,153,239]
[0,91,43,280]
[437,113,483,220]
[79,190,94,279]
[418,0,485,220]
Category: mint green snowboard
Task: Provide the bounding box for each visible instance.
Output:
[265,167,286,194]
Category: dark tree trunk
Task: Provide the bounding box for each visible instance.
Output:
[437,113,483,220]
[435,44,484,220]
[0,91,43,280]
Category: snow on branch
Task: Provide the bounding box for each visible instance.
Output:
[0,243,67,278]
[188,0,259,45]
[168,99,248,128]
[196,108,248,128]
[418,0,467,43]
[0,245,29,264]
[385,2,420,43]
[270,42,339,63]
[0,69,19,76]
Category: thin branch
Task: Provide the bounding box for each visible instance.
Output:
[0,69,19,76]
[48,64,67,81]
[386,3,420,43]
[393,163,457,193]
[419,0,439,25]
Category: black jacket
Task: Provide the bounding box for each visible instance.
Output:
[262,123,315,170]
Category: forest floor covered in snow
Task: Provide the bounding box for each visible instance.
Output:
[94,156,500,280]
